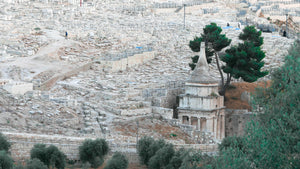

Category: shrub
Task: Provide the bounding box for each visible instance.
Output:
[0,150,13,169]
[137,137,155,165]
[148,144,175,169]
[47,145,66,169]
[0,133,10,152]
[79,139,109,168]
[30,144,47,165]
[137,137,166,166]
[179,150,215,169]
[218,136,245,152]
[30,144,66,169]
[14,162,25,169]
[166,148,189,169]
[104,152,128,169]
[26,158,47,169]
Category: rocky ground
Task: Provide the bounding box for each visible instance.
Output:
[0,0,298,145]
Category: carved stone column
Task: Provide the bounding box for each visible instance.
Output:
[197,118,201,131]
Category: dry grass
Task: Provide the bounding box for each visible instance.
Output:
[224,81,271,111]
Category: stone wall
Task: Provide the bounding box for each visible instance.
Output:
[100,51,156,72]
[2,131,218,161]
[143,81,185,108]
[225,109,253,137]
[152,106,173,119]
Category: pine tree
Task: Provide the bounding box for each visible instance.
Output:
[189,23,229,70]
[219,26,268,95]
[189,23,231,96]
[189,25,268,96]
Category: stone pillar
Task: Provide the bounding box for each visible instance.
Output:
[179,115,183,124]
[207,117,213,133]
[202,118,207,132]
[216,116,219,139]
[212,117,215,133]
[221,115,225,139]
[188,116,191,125]
[197,118,201,131]
[218,115,222,139]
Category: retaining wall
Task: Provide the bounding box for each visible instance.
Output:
[2,131,218,161]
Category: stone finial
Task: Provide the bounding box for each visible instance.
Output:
[188,42,218,83]
[197,42,209,72]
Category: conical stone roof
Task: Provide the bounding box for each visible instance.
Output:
[188,42,219,84]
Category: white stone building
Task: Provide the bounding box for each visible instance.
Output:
[177,42,225,141]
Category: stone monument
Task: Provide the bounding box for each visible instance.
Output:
[177,42,225,141]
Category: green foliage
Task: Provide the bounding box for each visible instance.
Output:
[0,133,10,153]
[222,41,268,82]
[201,23,231,52]
[34,27,41,31]
[81,162,91,169]
[221,25,268,85]
[189,23,229,59]
[239,25,263,47]
[210,92,218,97]
[14,162,25,169]
[30,144,47,166]
[0,150,13,169]
[169,133,177,138]
[79,139,109,168]
[188,36,214,70]
[137,137,219,169]
[191,55,199,64]
[218,136,245,152]
[247,41,300,169]
[26,158,47,169]
[137,137,155,165]
[166,148,189,169]
[137,137,166,166]
[179,150,215,169]
[189,23,232,95]
[215,41,300,169]
[189,37,202,52]
[104,152,128,169]
[215,147,251,169]
[30,144,66,169]
[47,145,66,169]
[148,144,175,169]
[189,24,267,96]
[189,63,196,70]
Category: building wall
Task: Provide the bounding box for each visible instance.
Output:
[225,109,253,137]
[185,84,219,96]
[179,96,223,110]
[143,81,185,109]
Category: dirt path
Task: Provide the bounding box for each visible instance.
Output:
[0,29,87,81]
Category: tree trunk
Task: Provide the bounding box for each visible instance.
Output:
[215,52,224,87]
[219,74,232,97]
[215,52,227,96]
